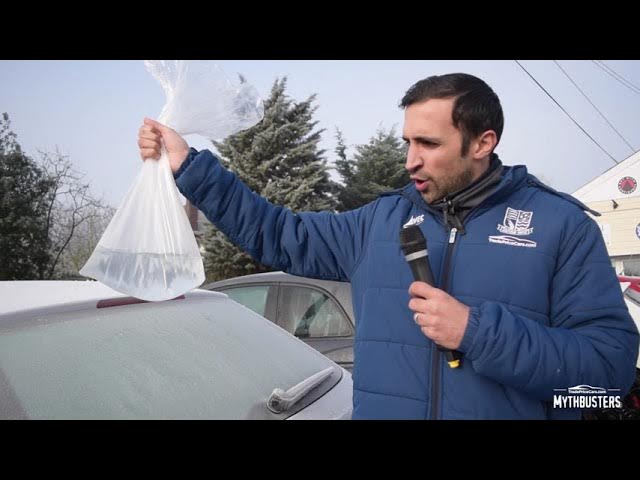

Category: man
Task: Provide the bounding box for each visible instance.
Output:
[138,73,639,419]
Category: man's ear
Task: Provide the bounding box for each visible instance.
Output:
[472,130,498,159]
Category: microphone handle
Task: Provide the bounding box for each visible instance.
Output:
[408,258,435,286]
[409,257,463,369]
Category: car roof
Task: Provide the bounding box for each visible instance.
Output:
[0,281,224,318]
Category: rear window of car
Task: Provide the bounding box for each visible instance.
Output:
[222,285,270,317]
[0,296,339,419]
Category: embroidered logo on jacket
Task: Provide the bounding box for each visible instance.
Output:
[496,207,534,235]
[489,207,537,248]
[488,235,537,248]
[403,214,424,229]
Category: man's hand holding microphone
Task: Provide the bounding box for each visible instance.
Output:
[408,281,469,351]
[401,225,468,368]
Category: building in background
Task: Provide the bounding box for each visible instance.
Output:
[573,150,640,275]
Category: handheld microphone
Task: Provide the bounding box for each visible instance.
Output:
[400,225,463,369]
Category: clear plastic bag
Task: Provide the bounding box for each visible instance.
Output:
[80,60,264,301]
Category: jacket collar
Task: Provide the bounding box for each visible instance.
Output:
[402,154,530,231]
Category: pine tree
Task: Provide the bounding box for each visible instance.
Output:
[334,127,353,185]
[333,127,360,212]
[0,113,54,279]
[202,78,338,282]
[335,127,409,211]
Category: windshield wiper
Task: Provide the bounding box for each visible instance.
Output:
[267,366,335,414]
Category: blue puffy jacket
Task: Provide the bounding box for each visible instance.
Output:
[175,149,639,419]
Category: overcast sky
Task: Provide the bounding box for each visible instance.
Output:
[1,60,639,207]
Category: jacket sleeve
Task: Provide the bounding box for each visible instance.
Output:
[458,216,639,400]
[173,148,374,282]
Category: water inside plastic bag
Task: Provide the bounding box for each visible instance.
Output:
[84,246,204,302]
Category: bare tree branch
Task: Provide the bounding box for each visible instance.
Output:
[36,148,113,279]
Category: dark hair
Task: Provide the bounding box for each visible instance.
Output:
[400,73,504,156]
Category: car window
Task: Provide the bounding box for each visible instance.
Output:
[221,285,270,316]
[278,286,352,338]
[0,296,339,419]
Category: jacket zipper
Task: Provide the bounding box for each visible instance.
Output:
[430,226,458,420]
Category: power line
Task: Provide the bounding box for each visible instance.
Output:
[598,60,640,92]
[514,60,618,165]
[592,60,640,96]
[553,60,635,154]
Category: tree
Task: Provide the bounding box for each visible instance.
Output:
[335,127,409,211]
[333,127,360,212]
[0,113,53,280]
[201,78,338,282]
[0,112,113,280]
[37,150,112,279]
[0,112,21,154]
[56,203,115,279]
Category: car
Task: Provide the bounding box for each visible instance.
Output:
[205,272,355,371]
[0,281,352,420]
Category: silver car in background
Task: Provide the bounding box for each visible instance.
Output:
[206,272,355,372]
[0,281,352,420]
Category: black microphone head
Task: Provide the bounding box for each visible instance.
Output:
[399,225,427,256]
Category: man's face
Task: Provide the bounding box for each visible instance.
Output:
[403,97,476,204]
